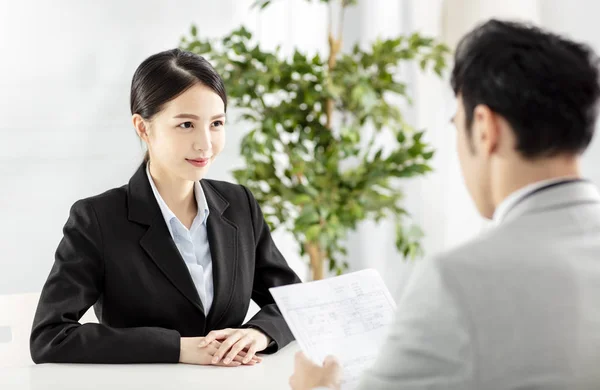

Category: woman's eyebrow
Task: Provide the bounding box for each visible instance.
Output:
[172,113,226,120]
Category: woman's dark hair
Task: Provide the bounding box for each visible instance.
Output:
[451,19,600,158]
[130,49,227,162]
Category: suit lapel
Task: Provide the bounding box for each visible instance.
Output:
[201,180,238,329]
[140,215,205,314]
[127,163,205,315]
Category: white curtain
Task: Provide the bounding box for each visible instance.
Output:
[0,0,328,293]
[0,0,554,295]
[344,0,542,295]
[349,0,600,297]
[539,0,600,187]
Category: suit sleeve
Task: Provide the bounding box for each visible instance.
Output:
[357,257,475,390]
[240,186,302,353]
[30,200,181,364]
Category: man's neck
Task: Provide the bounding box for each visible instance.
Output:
[493,155,581,208]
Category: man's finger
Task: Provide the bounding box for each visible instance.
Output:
[294,351,311,366]
[323,355,342,383]
[295,351,307,361]
[323,355,340,367]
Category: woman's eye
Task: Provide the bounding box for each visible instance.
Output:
[178,121,193,129]
[212,120,224,128]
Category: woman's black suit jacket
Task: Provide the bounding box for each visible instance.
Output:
[30,163,301,363]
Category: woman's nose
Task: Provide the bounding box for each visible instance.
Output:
[194,127,212,152]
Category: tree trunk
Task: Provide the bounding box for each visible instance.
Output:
[305,241,325,280]
[307,2,343,280]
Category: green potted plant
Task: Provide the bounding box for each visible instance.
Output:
[180,0,449,280]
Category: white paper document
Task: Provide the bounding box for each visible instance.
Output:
[270,269,397,390]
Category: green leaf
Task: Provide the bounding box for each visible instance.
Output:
[409,163,432,174]
[373,149,383,161]
[413,131,424,142]
[422,150,435,160]
[296,205,320,227]
[178,21,449,276]
[252,0,272,9]
[292,193,313,205]
[305,225,321,241]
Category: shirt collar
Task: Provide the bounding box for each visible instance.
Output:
[492,177,573,224]
[145,163,210,238]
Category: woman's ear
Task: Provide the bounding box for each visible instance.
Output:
[132,114,150,141]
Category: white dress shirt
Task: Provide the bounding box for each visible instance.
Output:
[146,163,214,314]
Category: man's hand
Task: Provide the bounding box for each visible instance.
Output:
[179,337,261,366]
[289,351,342,390]
[200,328,270,365]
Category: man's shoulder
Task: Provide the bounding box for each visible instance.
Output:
[429,216,588,310]
[431,221,546,282]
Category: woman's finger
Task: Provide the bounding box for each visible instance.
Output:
[236,351,261,363]
[216,360,242,367]
[200,329,233,347]
[238,350,262,362]
[223,336,253,364]
[202,339,258,364]
[242,341,258,364]
[232,354,257,365]
[212,331,244,364]
[203,340,221,354]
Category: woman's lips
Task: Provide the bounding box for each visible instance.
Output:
[186,158,210,167]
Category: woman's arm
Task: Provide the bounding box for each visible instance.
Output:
[30,199,181,364]
[240,186,302,353]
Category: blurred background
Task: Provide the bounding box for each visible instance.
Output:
[1,0,599,302]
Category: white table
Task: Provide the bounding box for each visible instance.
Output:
[0,342,300,389]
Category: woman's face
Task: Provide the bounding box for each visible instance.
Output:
[134,83,226,182]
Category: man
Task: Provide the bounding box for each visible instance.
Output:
[290,19,600,390]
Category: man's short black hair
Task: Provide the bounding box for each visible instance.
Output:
[451,19,600,158]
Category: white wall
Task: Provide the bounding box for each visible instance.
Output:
[342,0,418,297]
[0,0,330,294]
[2,0,600,299]
[346,0,600,297]
[344,0,543,295]
[539,0,600,187]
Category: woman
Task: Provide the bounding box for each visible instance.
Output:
[30,49,301,367]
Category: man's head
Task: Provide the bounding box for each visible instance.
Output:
[451,19,600,218]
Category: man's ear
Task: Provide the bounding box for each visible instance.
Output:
[472,104,499,157]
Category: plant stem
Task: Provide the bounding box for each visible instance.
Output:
[337,0,345,44]
[310,0,347,280]
[305,241,325,280]
[325,0,344,129]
